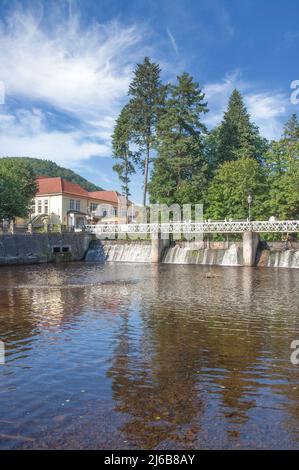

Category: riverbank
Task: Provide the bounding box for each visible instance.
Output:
[0,233,92,266]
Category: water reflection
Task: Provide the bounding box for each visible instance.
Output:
[0,263,299,449]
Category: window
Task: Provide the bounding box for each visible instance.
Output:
[76,200,80,212]
[90,203,98,212]
[44,200,48,214]
[30,200,36,213]
[70,199,75,210]
[37,200,42,214]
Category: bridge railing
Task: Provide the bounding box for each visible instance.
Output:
[85,220,299,236]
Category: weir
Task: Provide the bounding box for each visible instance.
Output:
[85,239,299,268]
[84,220,299,268]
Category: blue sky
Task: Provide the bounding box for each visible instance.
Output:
[0,0,298,202]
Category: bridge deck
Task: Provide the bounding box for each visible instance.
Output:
[86,220,299,236]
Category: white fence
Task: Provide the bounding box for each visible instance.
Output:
[85,220,299,237]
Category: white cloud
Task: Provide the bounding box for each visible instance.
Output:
[204,71,289,140]
[166,28,179,55]
[0,5,148,169]
[0,9,141,118]
[0,109,111,165]
[245,92,287,140]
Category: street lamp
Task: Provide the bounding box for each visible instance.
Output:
[247,193,252,222]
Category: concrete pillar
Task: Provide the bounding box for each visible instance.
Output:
[151,234,170,263]
[243,231,259,267]
[43,220,49,233]
[9,220,15,234]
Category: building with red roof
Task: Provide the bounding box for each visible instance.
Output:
[29,177,135,229]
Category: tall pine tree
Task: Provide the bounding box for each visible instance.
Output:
[215,89,267,165]
[112,105,137,216]
[128,57,165,206]
[283,113,299,141]
[149,73,208,205]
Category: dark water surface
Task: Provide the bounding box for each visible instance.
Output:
[0,262,299,449]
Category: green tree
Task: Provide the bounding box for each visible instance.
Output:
[214,89,267,165]
[0,159,37,221]
[207,157,267,220]
[149,73,208,205]
[264,115,299,219]
[204,126,221,178]
[0,157,102,191]
[283,113,299,141]
[128,57,165,206]
[112,105,137,218]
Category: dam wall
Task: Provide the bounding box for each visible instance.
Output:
[85,240,299,269]
[0,232,92,266]
[85,240,299,268]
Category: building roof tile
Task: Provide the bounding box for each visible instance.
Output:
[37,177,89,198]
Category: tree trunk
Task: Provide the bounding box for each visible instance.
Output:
[143,142,150,206]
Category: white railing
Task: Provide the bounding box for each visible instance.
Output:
[85,220,299,236]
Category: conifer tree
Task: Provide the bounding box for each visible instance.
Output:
[112,105,137,216]
[283,113,299,141]
[149,73,208,205]
[215,89,267,165]
[128,57,165,206]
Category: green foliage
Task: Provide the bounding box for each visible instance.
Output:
[204,126,225,180]
[127,57,165,205]
[149,73,208,205]
[207,157,268,220]
[264,118,299,219]
[112,55,299,223]
[214,89,268,165]
[112,105,137,202]
[0,157,102,192]
[283,114,299,141]
[0,159,37,220]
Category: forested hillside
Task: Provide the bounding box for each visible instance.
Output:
[0,157,102,192]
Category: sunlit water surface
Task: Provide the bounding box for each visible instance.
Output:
[0,262,299,449]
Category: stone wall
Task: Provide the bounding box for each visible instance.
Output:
[0,232,93,266]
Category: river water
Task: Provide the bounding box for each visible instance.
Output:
[0,262,299,449]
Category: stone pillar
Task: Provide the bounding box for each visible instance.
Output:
[151,233,170,263]
[9,220,15,234]
[43,220,49,233]
[243,231,259,267]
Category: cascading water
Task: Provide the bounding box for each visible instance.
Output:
[163,243,242,266]
[258,249,299,269]
[85,241,299,268]
[86,242,152,263]
[86,241,243,266]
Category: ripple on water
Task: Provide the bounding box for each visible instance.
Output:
[0,263,299,449]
